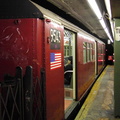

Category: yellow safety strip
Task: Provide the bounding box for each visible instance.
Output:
[75,66,107,120]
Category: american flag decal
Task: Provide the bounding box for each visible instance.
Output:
[50,53,62,70]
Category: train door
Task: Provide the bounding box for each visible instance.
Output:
[95,41,98,75]
[64,29,76,110]
[101,44,106,68]
[44,19,64,120]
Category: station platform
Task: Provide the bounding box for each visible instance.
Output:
[75,65,117,120]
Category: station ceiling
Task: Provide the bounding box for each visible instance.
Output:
[32,0,120,43]
[110,0,120,18]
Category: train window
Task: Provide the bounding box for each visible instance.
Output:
[90,43,92,61]
[90,43,94,61]
[83,42,87,63]
[64,30,73,57]
[92,43,95,61]
[83,42,95,63]
[87,43,90,62]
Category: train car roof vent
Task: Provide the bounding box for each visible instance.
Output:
[0,0,43,19]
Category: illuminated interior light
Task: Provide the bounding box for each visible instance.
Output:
[78,33,94,41]
[87,0,113,43]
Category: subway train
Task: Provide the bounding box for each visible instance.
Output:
[0,1,106,120]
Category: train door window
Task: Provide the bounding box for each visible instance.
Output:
[83,42,87,63]
[64,30,73,57]
[64,29,76,111]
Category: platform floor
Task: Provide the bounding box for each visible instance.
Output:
[75,65,120,120]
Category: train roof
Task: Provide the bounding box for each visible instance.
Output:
[33,2,105,44]
[0,0,43,19]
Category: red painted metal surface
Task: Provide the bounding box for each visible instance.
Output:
[76,34,95,100]
[0,19,43,81]
[0,18,64,120]
[97,42,106,74]
[44,19,64,120]
[0,18,44,119]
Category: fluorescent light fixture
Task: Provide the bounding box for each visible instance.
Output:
[87,0,113,42]
[87,0,102,20]
[104,0,114,37]
[99,19,106,29]
[104,0,112,18]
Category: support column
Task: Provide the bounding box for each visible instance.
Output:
[114,19,120,117]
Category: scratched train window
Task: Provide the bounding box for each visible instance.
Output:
[50,29,61,49]
[64,30,73,57]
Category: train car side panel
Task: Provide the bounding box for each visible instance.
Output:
[34,19,44,77]
[44,19,64,120]
[76,33,95,100]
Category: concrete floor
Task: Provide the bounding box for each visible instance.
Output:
[75,66,120,120]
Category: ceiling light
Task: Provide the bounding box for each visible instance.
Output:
[104,0,114,37]
[87,0,113,42]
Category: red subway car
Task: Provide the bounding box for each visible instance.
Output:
[0,1,106,120]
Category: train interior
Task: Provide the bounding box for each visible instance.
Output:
[64,29,76,111]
